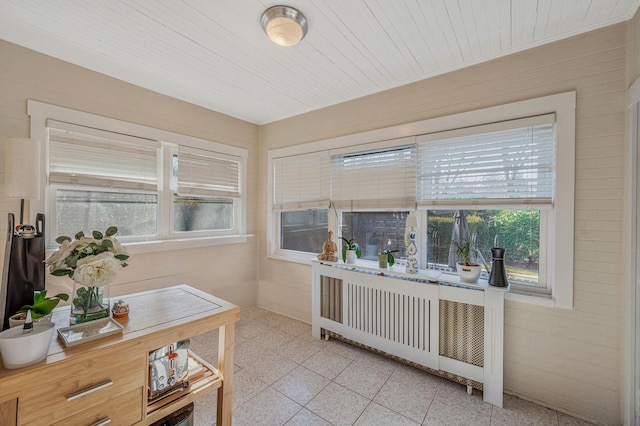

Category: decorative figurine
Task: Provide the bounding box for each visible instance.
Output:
[112,299,130,318]
[317,230,339,262]
[405,214,419,274]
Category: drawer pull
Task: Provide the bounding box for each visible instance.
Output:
[66,380,113,401]
[89,418,111,426]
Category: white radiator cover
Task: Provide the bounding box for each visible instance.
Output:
[312,260,505,407]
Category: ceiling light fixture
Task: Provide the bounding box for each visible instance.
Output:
[261,5,308,47]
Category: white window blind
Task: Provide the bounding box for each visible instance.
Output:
[273,151,330,211]
[330,139,416,210]
[47,120,159,190]
[174,146,241,198]
[416,114,555,208]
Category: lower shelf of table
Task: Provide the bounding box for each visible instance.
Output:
[145,350,222,424]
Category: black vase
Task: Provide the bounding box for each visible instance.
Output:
[488,247,509,287]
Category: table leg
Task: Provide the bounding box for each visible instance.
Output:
[217,322,235,426]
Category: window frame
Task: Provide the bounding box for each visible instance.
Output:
[267,92,575,309]
[28,100,249,254]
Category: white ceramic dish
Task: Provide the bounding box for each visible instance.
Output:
[0,322,55,369]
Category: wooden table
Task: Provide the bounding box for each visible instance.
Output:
[0,285,240,426]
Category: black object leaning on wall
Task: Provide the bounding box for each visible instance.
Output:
[0,213,46,330]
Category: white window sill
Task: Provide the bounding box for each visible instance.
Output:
[125,234,253,254]
[46,234,253,257]
[504,290,555,307]
[273,253,560,307]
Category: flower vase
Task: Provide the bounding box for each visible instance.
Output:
[488,247,509,287]
[70,281,110,324]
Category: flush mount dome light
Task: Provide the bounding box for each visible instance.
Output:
[261,5,308,47]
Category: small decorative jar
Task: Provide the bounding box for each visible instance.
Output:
[112,299,130,318]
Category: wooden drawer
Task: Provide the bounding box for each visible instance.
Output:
[18,352,145,425]
[52,387,143,426]
[0,398,17,426]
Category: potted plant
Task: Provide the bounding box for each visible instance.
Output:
[339,237,361,264]
[8,290,69,328]
[454,241,482,283]
[378,248,399,268]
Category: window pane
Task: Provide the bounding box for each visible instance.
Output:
[281,210,328,253]
[426,209,539,284]
[55,189,157,238]
[173,197,233,232]
[342,212,409,260]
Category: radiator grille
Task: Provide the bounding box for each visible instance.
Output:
[439,300,484,367]
[346,282,430,351]
[320,275,342,323]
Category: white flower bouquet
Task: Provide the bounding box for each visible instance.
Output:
[46,226,129,323]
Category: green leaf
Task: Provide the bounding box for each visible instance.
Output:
[75,231,85,240]
[17,291,69,318]
[114,254,129,261]
[354,243,362,258]
[339,237,356,249]
[102,239,113,248]
[341,246,347,263]
[51,269,71,277]
[33,290,47,304]
[67,255,78,268]
[105,226,118,237]
[93,230,103,240]
[55,236,71,244]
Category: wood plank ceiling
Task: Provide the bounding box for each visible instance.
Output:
[1,0,639,124]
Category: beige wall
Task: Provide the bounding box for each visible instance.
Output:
[0,39,260,308]
[259,24,627,424]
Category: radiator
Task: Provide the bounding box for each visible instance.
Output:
[439,299,484,368]
[338,281,431,352]
[313,261,504,407]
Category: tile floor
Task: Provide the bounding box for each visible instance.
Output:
[189,307,596,426]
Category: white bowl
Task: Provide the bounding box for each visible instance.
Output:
[0,322,55,369]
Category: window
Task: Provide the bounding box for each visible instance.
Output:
[425,209,541,286]
[28,101,248,251]
[281,210,328,253]
[270,152,331,260]
[171,147,241,233]
[55,189,157,239]
[342,211,409,261]
[267,92,574,308]
[417,116,554,292]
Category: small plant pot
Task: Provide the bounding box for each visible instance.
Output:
[378,254,388,268]
[345,249,357,264]
[456,263,482,283]
[0,322,55,369]
[8,312,53,328]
